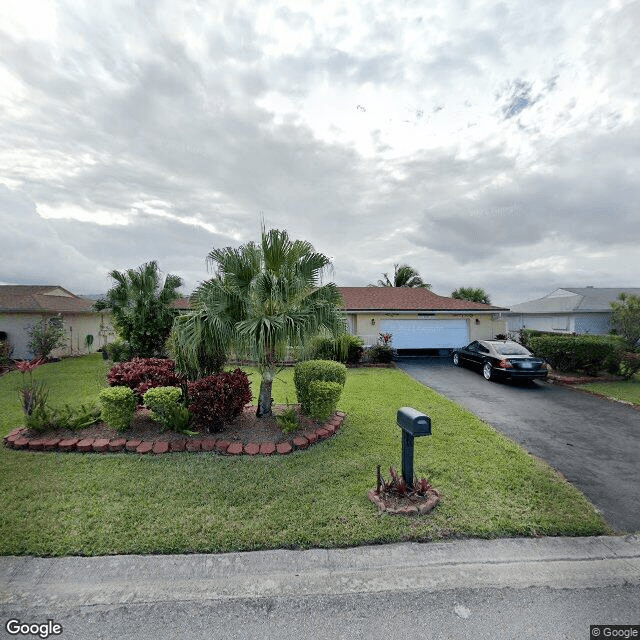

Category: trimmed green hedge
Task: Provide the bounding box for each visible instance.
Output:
[528,334,625,374]
[308,380,342,421]
[98,386,137,432]
[294,360,347,415]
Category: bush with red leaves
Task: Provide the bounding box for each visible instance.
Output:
[187,369,252,433]
[107,358,183,398]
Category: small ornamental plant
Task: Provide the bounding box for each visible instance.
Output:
[15,359,49,430]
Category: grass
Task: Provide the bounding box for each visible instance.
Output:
[0,355,611,556]
[580,375,640,406]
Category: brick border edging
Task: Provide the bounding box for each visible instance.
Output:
[3,412,347,457]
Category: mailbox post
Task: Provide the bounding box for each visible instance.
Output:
[396,407,432,488]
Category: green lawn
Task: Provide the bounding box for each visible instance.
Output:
[580,376,640,406]
[0,355,610,556]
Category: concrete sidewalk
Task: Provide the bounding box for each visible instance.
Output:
[2,535,639,608]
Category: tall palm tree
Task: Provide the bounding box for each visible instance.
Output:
[373,263,431,289]
[96,261,183,358]
[171,228,346,417]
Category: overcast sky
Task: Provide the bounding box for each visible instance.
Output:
[1,0,638,306]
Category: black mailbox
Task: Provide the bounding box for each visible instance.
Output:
[397,407,431,437]
[396,407,432,488]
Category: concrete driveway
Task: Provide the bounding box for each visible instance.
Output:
[396,357,640,533]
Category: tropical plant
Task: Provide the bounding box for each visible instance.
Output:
[171,227,347,417]
[27,315,67,359]
[94,261,183,358]
[371,264,431,289]
[451,287,492,305]
[143,386,192,433]
[610,293,640,348]
[15,359,49,429]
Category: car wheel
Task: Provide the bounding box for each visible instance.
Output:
[482,362,493,381]
[452,353,460,366]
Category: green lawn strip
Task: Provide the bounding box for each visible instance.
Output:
[579,377,640,406]
[0,358,610,556]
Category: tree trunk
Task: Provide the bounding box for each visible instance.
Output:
[256,370,274,418]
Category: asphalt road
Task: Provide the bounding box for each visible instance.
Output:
[2,536,639,640]
[396,357,640,533]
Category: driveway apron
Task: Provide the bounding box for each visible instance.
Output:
[397,357,640,533]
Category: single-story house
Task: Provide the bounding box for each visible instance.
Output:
[0,285,115,360]
[339,287,508,352]
[504,287,640,336]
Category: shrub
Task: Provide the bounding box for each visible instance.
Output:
[308,379,342,421]
[619,352,640,379]
[143,386,191,432]
[98,386,137,433]
[47,404,101,431]
[0,340,14,367]
[187,369,252,433]
[366,344,394,364]
[309,333,364,365]
[294,360,347,415]
[105,339,132,362]
[27,315,67,359]
[528,334,624,374]
[107,357,183,398]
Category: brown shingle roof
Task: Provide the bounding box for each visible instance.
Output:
[338,287,507,312]
[0,286,95,313]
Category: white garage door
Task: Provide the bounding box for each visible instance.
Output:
[379,318,469,349]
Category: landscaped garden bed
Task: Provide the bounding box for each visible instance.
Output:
[0,355,611,557]
[4,405,346,455]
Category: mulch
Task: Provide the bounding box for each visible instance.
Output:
[21,404,325,445]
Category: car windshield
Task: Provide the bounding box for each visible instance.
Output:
[493,343,531,356]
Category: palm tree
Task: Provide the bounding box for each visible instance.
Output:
[170,228,346,417]
[372,264,431,289]
[451,287,491,305]
[96,261,183,358]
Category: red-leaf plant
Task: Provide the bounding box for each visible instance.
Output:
[376,466,435,497]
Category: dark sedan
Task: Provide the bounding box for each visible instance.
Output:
[452,340,548,382]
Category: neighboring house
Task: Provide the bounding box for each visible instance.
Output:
[339,287,508,352]
[504,287,640,336]
[0,285,115,360]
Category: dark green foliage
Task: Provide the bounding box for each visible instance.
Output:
[528,334,625,374]
[293,359,347,415]
[96,261,183,358]
[27,315,67,359]
[308,379,342,421]
[187,369,252,433]
[98,386,137,433]
[366,344,394,363]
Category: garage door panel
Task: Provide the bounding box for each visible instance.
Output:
[379,319,469,349]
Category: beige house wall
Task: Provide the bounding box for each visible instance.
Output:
[0,311,115,359]
[347,312,506,346]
